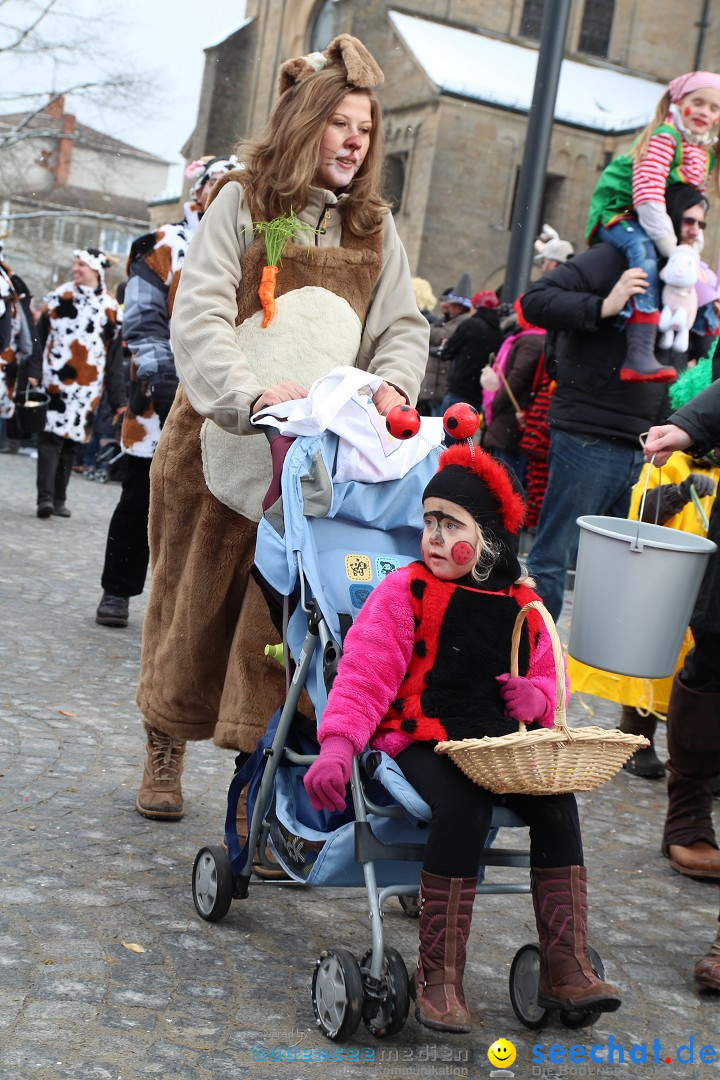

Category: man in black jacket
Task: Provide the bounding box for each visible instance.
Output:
[645,380,720,973]
[519,187,707,621]
[519,249,665,619]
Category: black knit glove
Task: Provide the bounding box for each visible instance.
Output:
[150,381,177,426]
[129,379,150,417]
[679,472,716,500]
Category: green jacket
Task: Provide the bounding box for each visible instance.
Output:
[586,123,714,241]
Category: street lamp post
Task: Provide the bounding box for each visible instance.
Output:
[502,0,572,303]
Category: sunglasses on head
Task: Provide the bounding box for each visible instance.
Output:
[682,215,707,230]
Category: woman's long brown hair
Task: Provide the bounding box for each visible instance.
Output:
[235,68,388,235]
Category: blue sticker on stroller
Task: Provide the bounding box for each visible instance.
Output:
[376,555,400,579]
[349,583,374,610]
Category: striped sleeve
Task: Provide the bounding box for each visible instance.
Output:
[632,132,677,206]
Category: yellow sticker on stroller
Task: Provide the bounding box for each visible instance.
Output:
[345,554,372,581]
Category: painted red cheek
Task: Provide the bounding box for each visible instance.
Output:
[684,106,692,116]
[451,541,475,565]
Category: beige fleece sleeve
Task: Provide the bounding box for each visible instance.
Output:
[170,182,264,435]
[355,213,429,405]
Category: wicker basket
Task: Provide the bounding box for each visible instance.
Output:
[435,601,649,795]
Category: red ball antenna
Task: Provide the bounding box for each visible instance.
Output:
[386,404,421,440]
[443,402,480,441]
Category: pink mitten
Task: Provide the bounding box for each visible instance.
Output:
[496,673,547,724]
[303,735,355,812]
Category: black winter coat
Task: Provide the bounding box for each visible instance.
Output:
[443,308,503,409]
[520,244,667,445]
[668,379,720,633]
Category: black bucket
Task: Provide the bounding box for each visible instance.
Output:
[13,387,50,437]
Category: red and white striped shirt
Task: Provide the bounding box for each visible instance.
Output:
[633,118,711,207]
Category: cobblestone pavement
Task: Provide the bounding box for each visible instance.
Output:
[1,453,719,1080]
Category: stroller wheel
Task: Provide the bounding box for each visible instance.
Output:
[509,943,548,1030]
[398,893,421,919]
[312,949,364,1040]
[192,846,233,922]
[360,946,410,1038]
[94,467,109,484]
[560,947,605,1030]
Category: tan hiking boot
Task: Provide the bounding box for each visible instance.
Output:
[135,725,186,820]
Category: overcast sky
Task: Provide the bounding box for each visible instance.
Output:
[4,0,248,193]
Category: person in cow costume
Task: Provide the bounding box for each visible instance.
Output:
[35,248,117,518]
[95,154,238,628]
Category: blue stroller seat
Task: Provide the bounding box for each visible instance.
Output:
[192,425,596,1038]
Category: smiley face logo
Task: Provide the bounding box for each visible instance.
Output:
[488,1038,517,1069]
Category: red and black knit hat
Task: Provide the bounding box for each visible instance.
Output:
[423,444,526,584]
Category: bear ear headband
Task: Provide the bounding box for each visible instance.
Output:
[277,33,384,96]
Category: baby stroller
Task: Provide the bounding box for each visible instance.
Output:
[90,441,124,483]
[191,397,609,1039]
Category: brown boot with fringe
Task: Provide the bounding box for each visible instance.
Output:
[532,865,621,1014]
[410,870,476,1033]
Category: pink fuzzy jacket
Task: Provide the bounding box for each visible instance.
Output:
[316,565,567,758]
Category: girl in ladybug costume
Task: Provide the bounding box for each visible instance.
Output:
[304,444,621,1033]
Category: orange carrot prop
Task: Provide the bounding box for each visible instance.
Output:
[258,265,278,328]
[253,210,317,328]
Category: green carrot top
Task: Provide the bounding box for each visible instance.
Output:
[253,210,318,267]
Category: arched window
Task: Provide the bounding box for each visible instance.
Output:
[519,0,545,40]
[578,0,614,58]
[309,0,337,52]
[383,154,406,215]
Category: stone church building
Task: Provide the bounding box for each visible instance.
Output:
[178,0,720,296]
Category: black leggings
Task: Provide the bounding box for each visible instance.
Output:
[395,741,584,878]
[101,455,151,597]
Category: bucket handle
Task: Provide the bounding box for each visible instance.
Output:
[632,438,662,552]
[19,383,49,406]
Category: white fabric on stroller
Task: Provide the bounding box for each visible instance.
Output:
[252,365,443,483]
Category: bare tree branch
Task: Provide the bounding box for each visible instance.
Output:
[0,75,156,151]
[0,0,59,54]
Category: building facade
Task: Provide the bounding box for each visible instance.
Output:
[183,0,720,297]
[0,98,171,296]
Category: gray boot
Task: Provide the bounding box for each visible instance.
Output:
[620,322,677,383]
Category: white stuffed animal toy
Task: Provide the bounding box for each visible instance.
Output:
[659,245,699,353]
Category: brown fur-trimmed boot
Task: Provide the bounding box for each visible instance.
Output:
[410,870,476,1033]
[135,724,186,820]
[663,674,720,880]
[696,917,720,990]
[532,866,621,1014]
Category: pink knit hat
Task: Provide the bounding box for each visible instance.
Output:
[668,71,720,102]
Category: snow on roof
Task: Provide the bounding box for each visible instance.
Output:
[206,16,253,51]
[389,11,663,133]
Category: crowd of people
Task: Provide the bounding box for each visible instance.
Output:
[3,38,720,1032]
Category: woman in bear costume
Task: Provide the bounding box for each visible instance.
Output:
[134,36,429,823]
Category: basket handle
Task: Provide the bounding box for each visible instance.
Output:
[510,600,567,734]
